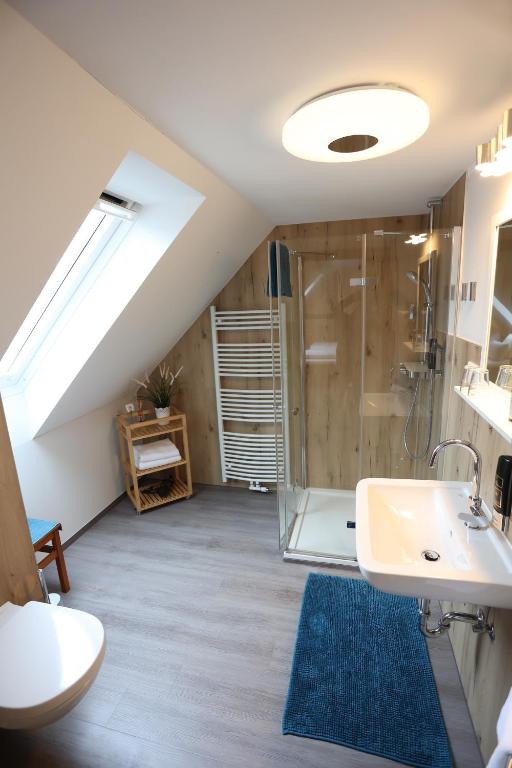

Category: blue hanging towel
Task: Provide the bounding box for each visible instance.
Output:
[266,241,292,298]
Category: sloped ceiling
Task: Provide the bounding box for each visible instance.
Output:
[8,0,512,223]
[0,2,271,434]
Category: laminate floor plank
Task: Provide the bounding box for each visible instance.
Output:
[1,484,483,767]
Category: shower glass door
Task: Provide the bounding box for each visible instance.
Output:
[361,228,460,481]
[274,236,364,562]
[271,242,305,551]
[273,227,461,563]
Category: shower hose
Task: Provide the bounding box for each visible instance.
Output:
[402,373,435,461]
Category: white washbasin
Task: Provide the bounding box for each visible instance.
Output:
[356,478,512,609]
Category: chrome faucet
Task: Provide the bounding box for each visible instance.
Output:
[428,439,489,529]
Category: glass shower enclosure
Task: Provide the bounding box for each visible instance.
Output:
[270,227,461,564]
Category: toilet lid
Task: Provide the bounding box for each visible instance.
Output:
[0,601,105,711]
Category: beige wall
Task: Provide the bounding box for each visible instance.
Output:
[12,400,127,543]
[0,2,270,542]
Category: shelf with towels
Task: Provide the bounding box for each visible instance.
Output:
[116,409,192,513]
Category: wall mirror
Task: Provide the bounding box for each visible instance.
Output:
[487,218,512,382]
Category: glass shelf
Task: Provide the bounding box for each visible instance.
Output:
[454,383,512,443]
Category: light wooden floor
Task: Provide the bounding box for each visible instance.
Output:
[1,485,483,768]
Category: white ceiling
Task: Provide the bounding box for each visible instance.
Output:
[9,0,512,223]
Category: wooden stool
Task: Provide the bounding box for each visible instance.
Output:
[28,518,70,593]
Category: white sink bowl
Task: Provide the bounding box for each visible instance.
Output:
[356,478,512,609]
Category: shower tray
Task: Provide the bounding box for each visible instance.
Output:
[285,487,358,564]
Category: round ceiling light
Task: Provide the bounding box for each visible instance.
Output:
[282,85,430,163]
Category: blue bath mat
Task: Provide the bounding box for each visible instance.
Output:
[283,574,452,768]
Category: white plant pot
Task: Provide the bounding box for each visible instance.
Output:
[155,406,171,419]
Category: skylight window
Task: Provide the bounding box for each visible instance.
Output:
[1,151,205,444]
[0,196,137,388]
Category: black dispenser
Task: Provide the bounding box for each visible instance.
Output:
[493,455,512,532]
[426,337,438,370]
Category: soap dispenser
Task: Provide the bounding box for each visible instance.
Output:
[493,455,512,533]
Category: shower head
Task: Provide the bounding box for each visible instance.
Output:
[406,271,433,308]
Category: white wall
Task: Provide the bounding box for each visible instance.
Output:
[12,400,125,542]
[459,168,512,351]
[0,2,270,541]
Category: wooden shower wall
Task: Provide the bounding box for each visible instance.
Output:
[159,212,428,486]
[278,218,438,488]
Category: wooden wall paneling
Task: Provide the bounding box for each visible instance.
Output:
[431,173,467,462]
[0,395,42,605]
[359,224,461,483]
[417,226,465,478]
[281,216,350,490]
[435,173,466,229]
[163,308,221,485]
[204,238,279,485]
[277,216,429,490]
[158,216,429,488]
[158,202,464,488]
[362,232,422,481]
[159,232,277,485]
[301,246,362,489]
[436,174,469,461]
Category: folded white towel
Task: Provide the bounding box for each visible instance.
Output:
[134,439,180,463]
[305,342,337,362]
[487,687,512,768]
[136,453,181,470]
[133,439,181,470]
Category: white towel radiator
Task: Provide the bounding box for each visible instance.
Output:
[210,307,282,485]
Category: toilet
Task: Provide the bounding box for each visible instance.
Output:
[0,600,105,729]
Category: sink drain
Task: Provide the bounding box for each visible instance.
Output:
[421,549,440,562]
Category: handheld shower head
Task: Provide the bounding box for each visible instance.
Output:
[406,271,433,308]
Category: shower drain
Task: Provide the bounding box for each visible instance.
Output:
[421,549,440,562]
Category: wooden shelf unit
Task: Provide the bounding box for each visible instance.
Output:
[116,409,192,514]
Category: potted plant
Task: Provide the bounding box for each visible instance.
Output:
[134,364,183,419]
